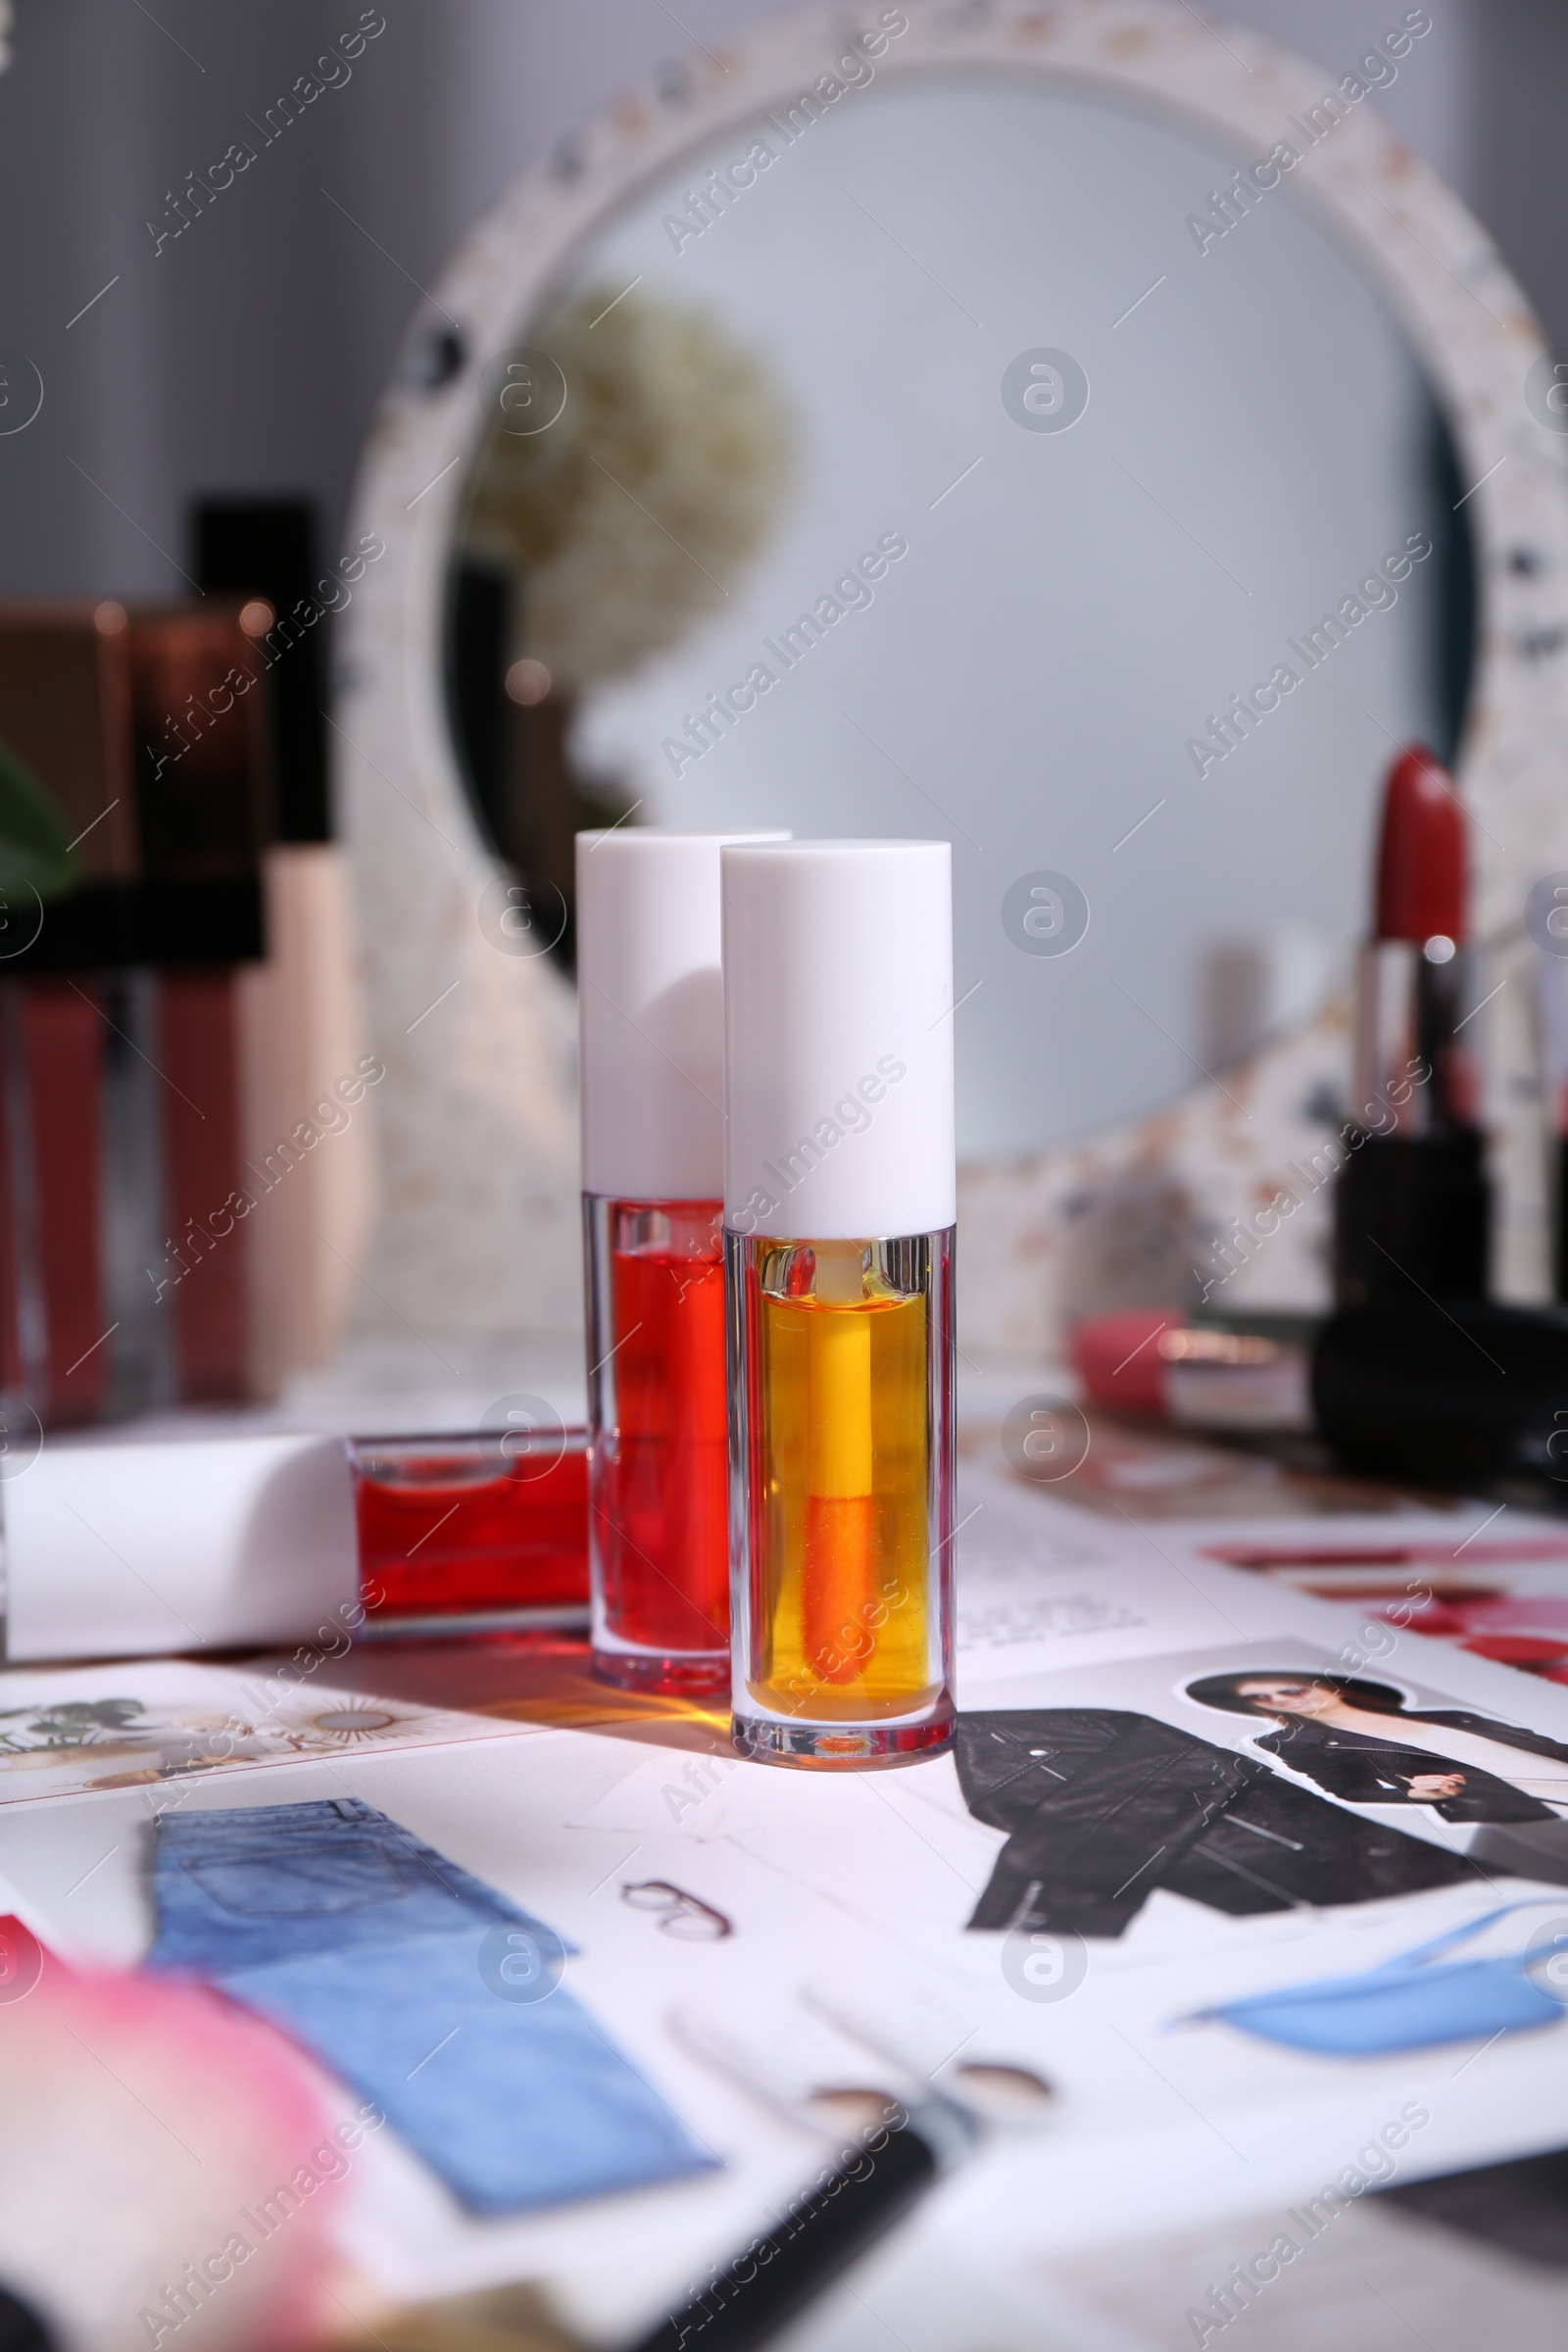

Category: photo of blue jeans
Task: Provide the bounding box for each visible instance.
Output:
[146,1798,714,2215]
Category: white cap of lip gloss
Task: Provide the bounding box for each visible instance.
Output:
[3,1434,359,1662]
[576,829,788,1200]
[721,839,956,1240]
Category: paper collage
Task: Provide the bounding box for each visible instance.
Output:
[5,1468,1568,2313]
[0,1657,531,1806]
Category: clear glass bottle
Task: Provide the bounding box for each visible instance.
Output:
[586,1195,729,1690]
[575,826,785,1693]
[720,837,957,1768]
[727,1228,955,1762]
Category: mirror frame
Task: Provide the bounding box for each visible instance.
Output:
[339,0,1568,1354]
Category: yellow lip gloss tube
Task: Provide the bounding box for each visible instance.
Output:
[721,840,956,1768]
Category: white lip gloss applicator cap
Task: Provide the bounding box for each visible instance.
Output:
[721,839,956,1239]
[575,829,787,1200]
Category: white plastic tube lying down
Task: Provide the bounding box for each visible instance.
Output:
[2,1434,359,1663]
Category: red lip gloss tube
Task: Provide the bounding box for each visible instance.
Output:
[576,828,786,1693]
[348,1429,589,1638]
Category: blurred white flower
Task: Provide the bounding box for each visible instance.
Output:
[467,285,793,690]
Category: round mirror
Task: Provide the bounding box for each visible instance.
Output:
[445,68,1471,1155]
[339,0,1568,1348]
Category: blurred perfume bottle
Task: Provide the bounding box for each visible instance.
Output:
[0,516,376,1426]
[576,829,784,1692]
[0,597,165,1425]
[129,601,277,1404]
[194,499,379,1401]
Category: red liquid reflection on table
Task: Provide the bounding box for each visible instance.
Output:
[591,1200,729,1689]
[350,1432,588,1634]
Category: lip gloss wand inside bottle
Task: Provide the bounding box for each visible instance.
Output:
[577,828,784,1693]
[722,839,956,1768]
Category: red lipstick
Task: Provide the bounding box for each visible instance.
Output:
[1333,744,1489,1306]
[1375,745,1466,947]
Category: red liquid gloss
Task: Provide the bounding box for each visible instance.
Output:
[587,1200,729,1689]
[351,1433,588,1634]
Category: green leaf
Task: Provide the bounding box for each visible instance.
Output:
[0,736,75,900]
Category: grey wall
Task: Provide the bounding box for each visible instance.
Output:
[1470,0,1568,353]
[0,0,1557,608]
[0,0,783,599]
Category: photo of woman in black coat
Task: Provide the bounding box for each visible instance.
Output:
[956,1668,1568,1940]
[1185,1671,1568,1824]
[955,1703,1482,1939]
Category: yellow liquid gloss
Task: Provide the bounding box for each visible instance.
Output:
[746,1241,936,1725]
